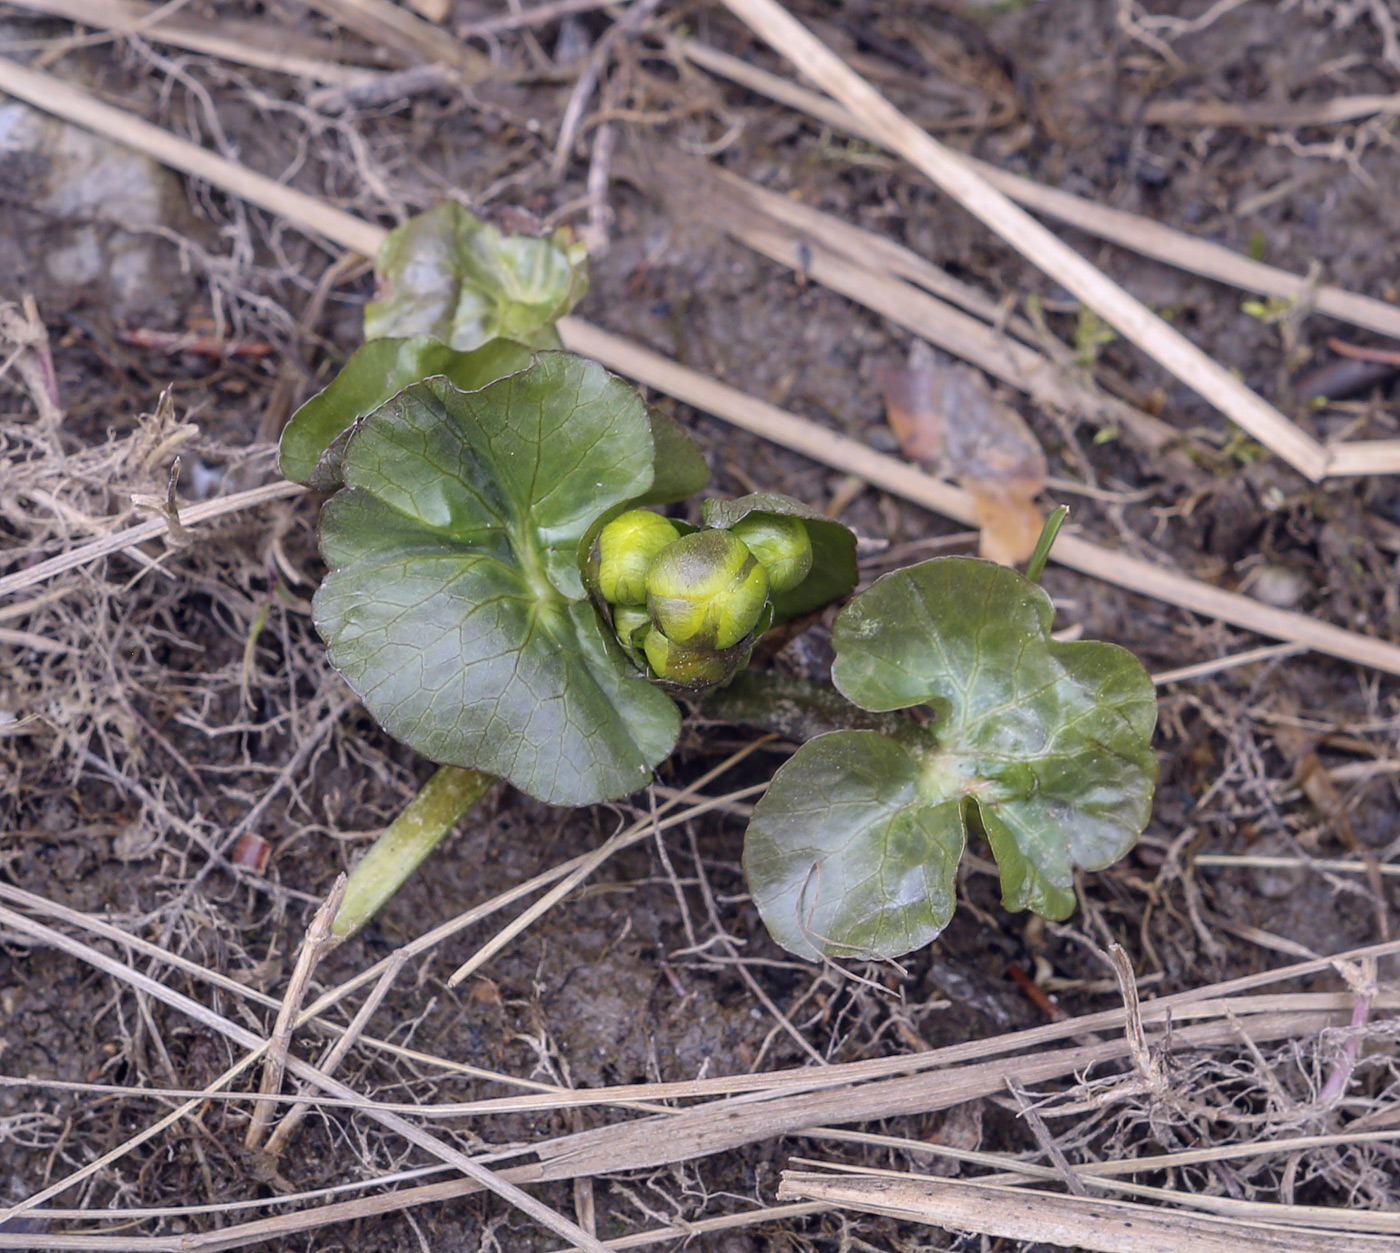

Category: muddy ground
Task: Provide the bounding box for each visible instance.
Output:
[2,0,1399,1249]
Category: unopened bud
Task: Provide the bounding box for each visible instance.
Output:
[611,603,651,650]
[727,514,812,594]
[643,629,740,688]
[645,530,769,650]
[593,510,681,605]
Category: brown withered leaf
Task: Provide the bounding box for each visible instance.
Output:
[879,348,1047,566]
[878,340,945,462]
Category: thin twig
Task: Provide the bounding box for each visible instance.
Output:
[0,907,618,1253]
[551,0,665,176]
[0,480,305,599]
[245,875,347,1150]
[4,0,380,81]
[444,740,775,987]
[1317,957,1378,1106]
[1006,1080,1087,1197]
[1151,643,1309,686]
[264,950,408,1156]
[1196,855,1400,879]
[679,38,1400,344]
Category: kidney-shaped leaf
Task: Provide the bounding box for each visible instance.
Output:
[746,557,1157,960]
[701,492,857,622]
[314,353,681,805]
[364,203,588,350]
[279,336,532,486]
[744,730,965,961]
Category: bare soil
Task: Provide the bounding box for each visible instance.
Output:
[2,1,1399,1250]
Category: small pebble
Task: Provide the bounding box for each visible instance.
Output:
[1246,563,1306,609]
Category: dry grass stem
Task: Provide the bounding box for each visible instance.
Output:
[9,59,1400,661]
[522,1011,1364,1180]
[1196,855,1400,879]
[457,0,615,37]
[0,480,304,598]
[1151,643,1311,685]
[560,320,1400,678]
[680,38,1400,343]
[262,950,409,1156]
[296,0,491,79]
[244,874,347,1151]
[0,57,383,253]
[777,1172,1397,1251]
[1144,93,1400,128]
[4,0,381,82]
[0,294,62,426]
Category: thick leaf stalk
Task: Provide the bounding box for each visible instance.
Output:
[334,764,497,938]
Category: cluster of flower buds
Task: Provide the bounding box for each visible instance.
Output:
[588,508,813,689]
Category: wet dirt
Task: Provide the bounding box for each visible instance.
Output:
[2,1,1399,1249]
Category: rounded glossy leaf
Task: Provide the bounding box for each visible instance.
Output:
[745,731,965,961]
[746,557,1157,960]
[364,203,588,350]
[314,353,681,805]
[701,493,856,622]
[635,407,710,507]
[279,336,531,486]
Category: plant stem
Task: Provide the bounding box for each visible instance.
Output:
[696,669,917,743]
[333,764,497,938]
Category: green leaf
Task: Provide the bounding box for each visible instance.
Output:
[746,557,1157,960]
[637,409,710,505]
[744,731,965,961]
[279,336,531,486]
[313,352,681,805]
[364,203,588,350]
[701,492,857,622]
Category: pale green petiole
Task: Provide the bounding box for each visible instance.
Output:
[333,764,497,938]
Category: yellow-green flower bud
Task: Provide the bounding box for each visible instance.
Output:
[643,629,736,688]
[727,514,812,594]
[613,602,649,660]
[594,510,681,604]
[646,530,769,650]
[611,603,650,648]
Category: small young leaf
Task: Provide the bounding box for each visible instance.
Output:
[279,336,531,486]
[701,492,857,622]
[746,557,1157,960]
[364,203,588,350]
[313,353,681,805]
